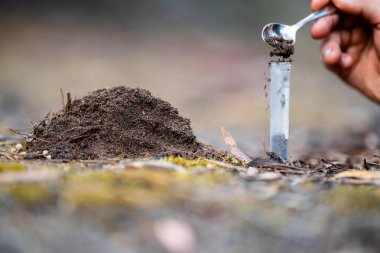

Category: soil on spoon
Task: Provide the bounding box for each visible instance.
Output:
[265,37,294,61]
[28,86,222,160]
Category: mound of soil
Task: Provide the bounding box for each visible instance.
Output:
[29,86,217,160]
[265,37,294,61]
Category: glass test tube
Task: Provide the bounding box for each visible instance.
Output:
[269,61,291,159]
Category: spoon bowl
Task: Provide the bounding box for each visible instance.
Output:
[262,6,336,45]
[262,23,296,43]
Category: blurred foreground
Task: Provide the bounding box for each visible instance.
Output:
[0,154,380,253]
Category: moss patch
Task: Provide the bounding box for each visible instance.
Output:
[3,183,55,207]
[0,157,230,209]
[62,169,177,207]
[324,186,380,214]
[0,162,25,173]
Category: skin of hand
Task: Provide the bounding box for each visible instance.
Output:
[311,0,380,104]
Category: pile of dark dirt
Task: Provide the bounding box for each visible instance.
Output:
[28,86,221,160]
[265,37,294,61]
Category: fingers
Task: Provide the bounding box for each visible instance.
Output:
[321,31,354,69]
[321,32,342,66]
[331,0,368,16]
[312,0,362,14]
[311,14,340,39]
[311,0,330,11]
[313,0,380,25]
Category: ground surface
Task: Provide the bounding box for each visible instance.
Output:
[1,137,380,253]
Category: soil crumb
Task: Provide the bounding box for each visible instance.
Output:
[265,37,294,62]
[28,86,222,160]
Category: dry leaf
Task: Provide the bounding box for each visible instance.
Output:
[333,170,380,180]
[220,127,251,163]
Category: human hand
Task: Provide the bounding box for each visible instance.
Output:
[311,0,380,104]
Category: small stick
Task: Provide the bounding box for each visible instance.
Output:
[65,92,72,112]
[273,169,305,175]
[30,136,52,143]
[8,128,26,136]
[9,128,51,143]
[257,163,305,171]
[0,140,18,146]
[60,88,65,110]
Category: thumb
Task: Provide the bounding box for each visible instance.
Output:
[331,0,380,25]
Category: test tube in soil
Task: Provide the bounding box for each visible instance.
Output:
[269,61,291,159]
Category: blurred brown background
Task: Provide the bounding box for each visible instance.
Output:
[0,0,378,157]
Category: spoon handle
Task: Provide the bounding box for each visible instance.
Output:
[293,6,336,30]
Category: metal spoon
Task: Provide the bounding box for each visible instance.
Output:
[262,6,336,44]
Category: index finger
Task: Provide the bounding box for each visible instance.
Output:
[311,0,331,11]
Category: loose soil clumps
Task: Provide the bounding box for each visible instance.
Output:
[29,87,216,160]
[265,37,294,61]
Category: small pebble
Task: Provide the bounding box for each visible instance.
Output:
[10,148,16,153]
[42,150,49,156]
[15,144,23,151]
[46,155,52,160]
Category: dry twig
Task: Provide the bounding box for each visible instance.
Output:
[60,88,65,110]
[9,128,51,143]
[65,92,72,112]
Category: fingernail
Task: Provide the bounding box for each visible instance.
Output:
[324,48,333,58]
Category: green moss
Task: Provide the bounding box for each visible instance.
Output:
[61,160,232,208]
[5,183,54,206]
[324,186,380,214]
[62,170,179,207]
[165,156,232,185]
[0,162,25,173]
[165,156,214,168]
[165,155,245,168]
[225,156,246,167]
[0,158,234,209]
